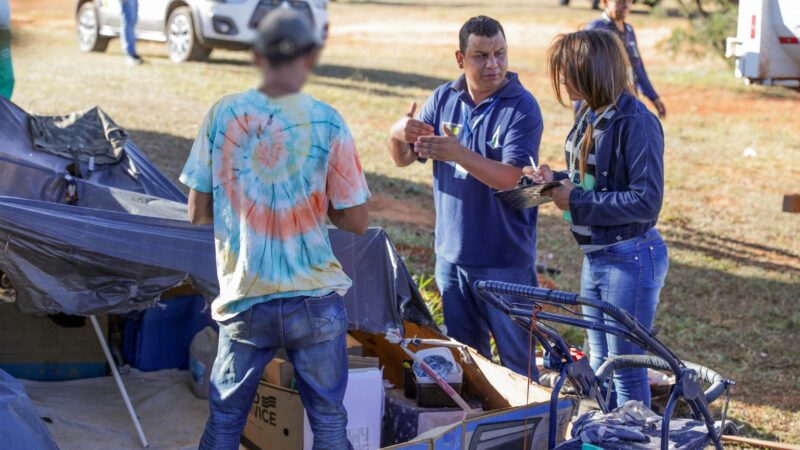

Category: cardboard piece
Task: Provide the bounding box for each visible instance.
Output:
[382,389,482,447]
[242,381,305,450]
[348,355,380,369]
[352,321,576,449]
[243,368,384,450]
[347,333,364,356]
[0,304,107,381]
[264,354,378,390]
[274,332,365,361]
[264,357,294,388]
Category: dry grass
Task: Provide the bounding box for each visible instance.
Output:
[7,0,800,445]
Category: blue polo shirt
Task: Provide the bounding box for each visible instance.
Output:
[418,72,543,268]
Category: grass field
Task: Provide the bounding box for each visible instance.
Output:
[7,0,800,445]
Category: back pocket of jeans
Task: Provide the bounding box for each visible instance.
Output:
[305,294,347,337]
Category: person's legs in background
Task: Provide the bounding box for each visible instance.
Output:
[283,293,352,450]
[201,294,353,450]
[435,258,492,359]
[200,305,277,450]
[120,0,142,64]
[465,264,540,381]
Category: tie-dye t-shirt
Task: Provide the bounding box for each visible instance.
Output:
[180,89,370,320]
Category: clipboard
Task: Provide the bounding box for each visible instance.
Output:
[494,178,561,209]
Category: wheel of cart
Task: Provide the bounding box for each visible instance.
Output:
[474,280,736,450]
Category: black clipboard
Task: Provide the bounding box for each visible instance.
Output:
[495,180,561,209]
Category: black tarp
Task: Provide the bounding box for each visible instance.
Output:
[0,98,434,333]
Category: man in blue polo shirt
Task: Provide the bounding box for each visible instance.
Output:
[387,16,542,379]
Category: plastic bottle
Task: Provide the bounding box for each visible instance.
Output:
[189,326,218,399]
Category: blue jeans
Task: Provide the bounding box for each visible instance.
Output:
[199,293,352,450]
[435,259,539,381]
[580,229,669,407]
[120,0,138,57]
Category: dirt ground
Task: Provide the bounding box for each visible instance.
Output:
[6,0,800,446]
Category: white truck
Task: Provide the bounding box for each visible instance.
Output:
[725,0,800,88]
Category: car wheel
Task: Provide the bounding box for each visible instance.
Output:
[166,7,212,63]
[77,2,110,53]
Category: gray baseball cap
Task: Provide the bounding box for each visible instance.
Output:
[253,8,320,61]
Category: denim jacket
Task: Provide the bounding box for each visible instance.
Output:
[556,93,664,246]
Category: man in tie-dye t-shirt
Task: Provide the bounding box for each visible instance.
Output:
[182,9,369,450]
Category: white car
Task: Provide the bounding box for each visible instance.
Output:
[75,0,329,63]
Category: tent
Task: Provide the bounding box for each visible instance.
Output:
[0,97,436,448]
[0,97,434,332]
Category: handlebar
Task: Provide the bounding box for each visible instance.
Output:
[474,280,685,376]
[596,355,733,404]
[475,280,580,306]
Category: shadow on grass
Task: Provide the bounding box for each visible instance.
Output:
[315,64,450,91]
[663,224,800,275]
[127,129,194,185]
[656,258,799,412]
[310,78,406,98]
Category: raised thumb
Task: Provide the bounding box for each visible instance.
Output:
[407,101,417,118]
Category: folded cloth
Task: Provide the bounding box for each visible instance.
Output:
[573,400,660,444]
[29,106,129,166]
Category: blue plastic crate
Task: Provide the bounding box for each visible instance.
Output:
[122,295,216,372]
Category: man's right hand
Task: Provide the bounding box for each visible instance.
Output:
[390,102,434,144]
[522,164,554,184]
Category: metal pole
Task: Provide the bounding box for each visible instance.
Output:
[90,315,149,448]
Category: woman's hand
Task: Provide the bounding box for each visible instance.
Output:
[546,179,575,210]
[522,164,554,184]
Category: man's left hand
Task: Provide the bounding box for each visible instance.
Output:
[547,179,576,211]
[415,126,467,163]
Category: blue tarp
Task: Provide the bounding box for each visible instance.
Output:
[0,98,433,332]
[0,369,59,450]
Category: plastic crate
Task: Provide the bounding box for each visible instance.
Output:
[122,295,216,371]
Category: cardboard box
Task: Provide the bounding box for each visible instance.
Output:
[243,367,384,450]
[387,399,573,450]
[263,354,378,389]
[274,332,364,361]
[461,398,573,450]
[348,355,379,369]
[0,304,107,381]
[349,322,577,450]
[264,357,294,388]
[347,333,364,356]
[382,389,482,446]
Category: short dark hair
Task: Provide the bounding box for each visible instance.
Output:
[459,16,506,53]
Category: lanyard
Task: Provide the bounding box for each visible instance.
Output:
[566,106,613,181]
[460,96,501,145]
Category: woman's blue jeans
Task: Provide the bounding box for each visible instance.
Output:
[199,293,352,450]
[580,228,669,407]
